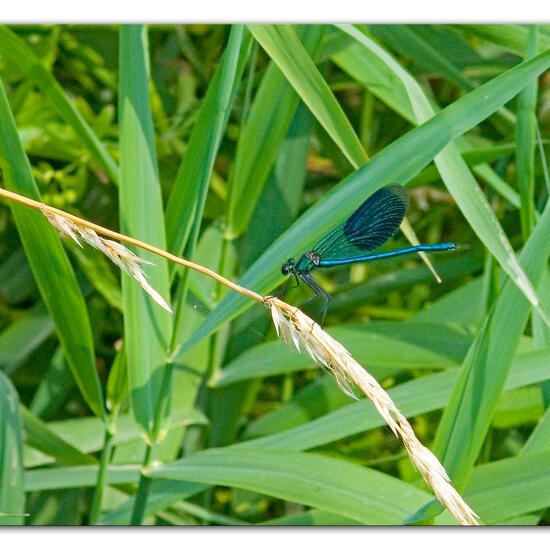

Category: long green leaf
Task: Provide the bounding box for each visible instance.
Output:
[24,465,140,492]
[242,348,550,452]
[24,409,207,468]
[118,25,172,439]
[0,372,25,525]
[459,25,550,56]
[516,26,538,240]
[174,44,550,359]
[0,26,119,184]
[212,322,467,388]
[20,406,96,466]
[0,76,105,420]
[150,447,429,524]
[432,198,550,488]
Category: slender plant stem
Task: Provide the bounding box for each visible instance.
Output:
[88,426,114,525]
[0,187,264,304]
[129,359,175,526]
[130,444,155,525]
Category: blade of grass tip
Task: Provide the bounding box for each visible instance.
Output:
[173,44,550,360]
[119,25,172,441]
[20,406,96,466]
[516,26,539,242]
[165,25,250,259]
[0,76,105,420]
[247,24,439,278]
[0,373,25,525]
[338,23,550,325]
[0,26,119,184]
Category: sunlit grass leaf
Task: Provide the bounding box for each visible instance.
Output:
[150,447,430,524]
[24,409,207,468]
[248,25,367,168]
[432,200,550,488]
[24,465,140,492]
[118,25,172,439]
[241,348,550,452]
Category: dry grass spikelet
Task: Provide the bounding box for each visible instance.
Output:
[268,296,479,526]
[41,209,172,313]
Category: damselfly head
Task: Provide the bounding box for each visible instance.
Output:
[281,258,296,276]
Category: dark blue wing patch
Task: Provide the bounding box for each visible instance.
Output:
[310,185,408,261]
[343,185,408,251]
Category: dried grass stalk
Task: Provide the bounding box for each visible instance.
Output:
[268,297,479,526]
[41,209,172,313]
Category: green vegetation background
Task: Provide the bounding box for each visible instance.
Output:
[0,24,550,525]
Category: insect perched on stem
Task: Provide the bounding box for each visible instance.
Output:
[281,185,456,323]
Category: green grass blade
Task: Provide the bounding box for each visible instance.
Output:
[118,25,172,439]
[242,348,550,452]
[248,25,367,167]
[24,409,207,468]
[24,465,140,492]
[458,450,550,524]
[226,26,322,238]
[459,25,550,56]
[20,406,96,466]
[174,45,550,358]
[0,77,105,420]
[0,26,119,184]
[150,447,429,524]
[0,372,25,525]
[432,199,550,490]
[165,25,250,255]
[101,479,206,525]
[369,25,477,91]
[0,305,52,374]
[212,322,466,388]
[516,26,539,240]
